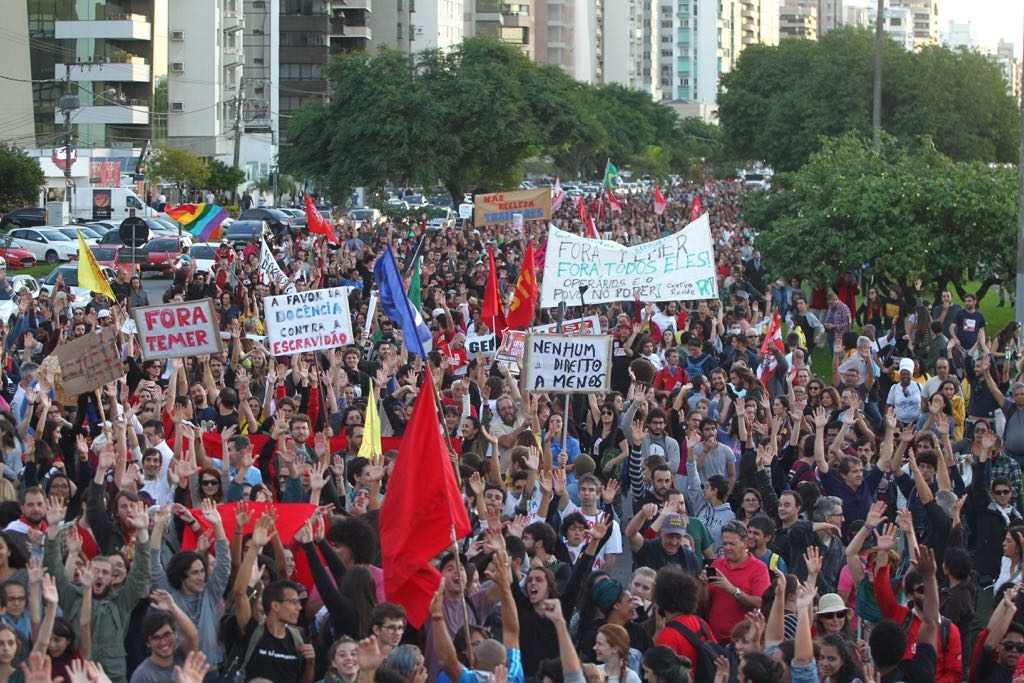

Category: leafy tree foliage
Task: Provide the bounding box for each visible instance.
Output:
[0,144,45,210]
[745,133,1017,298]
[719,28,1019,171]
[280,37,702,204]
[205,160,246,195]
[147,146,210,200]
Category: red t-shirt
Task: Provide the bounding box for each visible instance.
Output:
[706,555,771,642]
[656,614,714,680]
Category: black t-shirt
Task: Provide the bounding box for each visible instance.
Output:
[974,646,1013,683]
[881,642,937,683]
[244,623,304,683]
[634,539,701,573]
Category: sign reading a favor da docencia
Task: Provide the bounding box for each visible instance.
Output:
[523,333,611,393]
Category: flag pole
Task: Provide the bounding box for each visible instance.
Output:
[449,523,475,667]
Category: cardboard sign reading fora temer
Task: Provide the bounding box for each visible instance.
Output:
[133,298,224,360]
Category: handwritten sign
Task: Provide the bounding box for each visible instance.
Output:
[134,299,224,360]
[260,238,296,294]
[264,287,354,356]
[529,315,601,336]
[540,213,718,307]
[523,333,611,394]
[474,189,551,226]
[56,326,124,395]
[465,333,497,357]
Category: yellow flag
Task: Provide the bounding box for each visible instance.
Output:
[359,379,382,459]
[76,230,116,302]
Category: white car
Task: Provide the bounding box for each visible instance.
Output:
[7,227,80,264]
[0,275,42,325]
[186,242,219,273]
[55,226,102,244]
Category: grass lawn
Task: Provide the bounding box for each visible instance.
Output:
[807,282,1016,376]
[18,264,58,280]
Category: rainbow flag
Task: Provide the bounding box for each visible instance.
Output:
[163,203,229,241]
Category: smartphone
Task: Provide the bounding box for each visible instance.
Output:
[706,566,718,579]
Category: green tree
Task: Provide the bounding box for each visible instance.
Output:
[746,132,1017,299]
[718,28,1018,171]
[205,160,246,196]
[147,146,209,201]
[0,144,45,210]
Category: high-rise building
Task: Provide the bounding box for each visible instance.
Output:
[533,0,600,84]
[890,0,938,46]
[867,3,915,50]
[996,40,1022,98]
[5,0,167,152]
[779,3,818,39]
[941,20,978,50]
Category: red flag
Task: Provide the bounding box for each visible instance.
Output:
[757,311,786,386]
[577,196,599,239]
[380,372,470,627]
[506,241,537,329]
[653,185,667,216]
[304,192,339,245]
[689,193,703,222]
[606,187,622,213]
[481,244,507,333]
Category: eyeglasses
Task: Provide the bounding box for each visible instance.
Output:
[1002,642,1024,652]
[975,426,991,434]
[820,612,846,620]
[995,489,1013,496]
[381,624,405,633]
[4,595,25,603]
[201,480,220,487]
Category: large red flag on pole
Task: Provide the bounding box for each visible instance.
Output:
[506,240,537,330]
[606,186,622,213]
[689,193,703,222]
[304,192,339,245]
[577,196,599,239]
[653,185,667,216]
[380,372,471,627]
[481,244,508,333]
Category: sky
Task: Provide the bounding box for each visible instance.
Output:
[940,0,1023,52]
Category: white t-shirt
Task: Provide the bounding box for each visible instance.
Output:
[560,501,621,570]
[886,382,923,424]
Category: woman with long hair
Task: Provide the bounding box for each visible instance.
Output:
[816,633,865,683]
[812,594,856,643]
[587,402,629,485]
[995,525,1024,595]
[595,624,641,683]
[855,287,885,329]
[128,276,149,309]
[735,488,764,525]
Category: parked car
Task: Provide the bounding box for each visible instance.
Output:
[0,246,36,270]
[82,223,115,236]
[143,237,193,275]
[347,208,383,225]
[278,208,308,228]
[39,264,117,309]
[186,242,219,273]
[0,208,46,229]
[0,275,40,324]
[237,208,292,236]
[89,245,145,276]
[55,226,103,244]
[385,199,409,211]
[8,227,80,264]
[224,220,271,248]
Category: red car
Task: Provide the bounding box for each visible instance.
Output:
[90,245,146,277]
[142,237,189,275]
[0,246,36,270]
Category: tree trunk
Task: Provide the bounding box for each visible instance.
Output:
[445,179,464,211]
[973,277,1002,302]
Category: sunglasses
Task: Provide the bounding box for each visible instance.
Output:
[820,612,846,620]
[994,489,1013,495]
[201,480,220,487]
[1003,642,1024,652]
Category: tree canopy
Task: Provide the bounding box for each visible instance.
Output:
[0,144,45,211]
[280,37,713,204]
[205,159,246,196]
[718,28,1019,172]
[744,132,1017,298]
[147,146,210,199]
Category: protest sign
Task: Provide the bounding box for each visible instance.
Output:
[56,326,124,395]
[523,334,611,393]
[529,315,601,336]
[512,213,524,232]
[260,238,296,294]
[539,213,718,307]
[134,299,224,360]
[474,189,551,226]
[264,287,354,356]
[459,203,473,220]
[465,333,497,357]
[495,330,526,363]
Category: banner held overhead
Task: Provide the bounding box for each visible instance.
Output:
[474,188,551,226]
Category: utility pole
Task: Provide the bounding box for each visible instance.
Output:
[1014,17,1024,326]
[872,0,884,150]
[232,79,245,204]
[57,63,80,221]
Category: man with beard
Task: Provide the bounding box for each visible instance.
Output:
[139,448,173,505]
[874,545,963,683]
[45,494,152,683]
[693,417,736,500]
[490,394,531,473]
[3,486,47,555]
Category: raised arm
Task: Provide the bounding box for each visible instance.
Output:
[845,501,888,587]
[151,588,200,655]
[912,545,939,651]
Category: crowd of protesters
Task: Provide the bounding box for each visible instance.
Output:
[0,179,1016,683]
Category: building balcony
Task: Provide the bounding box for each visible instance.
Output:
[223,9,243,30]
[55,16,151,41]
[333,0,371,10]
[334,25,371,39]
[56,61,151,82]
[58,103,150,125]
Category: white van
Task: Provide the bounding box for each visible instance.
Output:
[71,188,157,223]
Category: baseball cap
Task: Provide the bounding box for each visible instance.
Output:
[97,309,112,319]
[660,513,686,535]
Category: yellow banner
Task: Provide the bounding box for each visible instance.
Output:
[473,188,551,226]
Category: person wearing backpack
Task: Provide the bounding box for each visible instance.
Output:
[653,567,723,683]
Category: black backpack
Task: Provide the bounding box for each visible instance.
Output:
[665,618,728,683]
[901,610,952,653]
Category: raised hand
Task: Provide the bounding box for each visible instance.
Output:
[19,651,54,683]
[199,498,223,527]
[590,512,612,542]
[45,496,66,526]
[864,500,887,529]
[795,581,817,613]
[26,556,43,586]
[173,651,211,683]
[601,479,620,505]
[911,544,937,578]
[803,546,822,576]
[355,635,385,672]
[874,523,898,552]
[308,461,329,491]
[150,588,175,612]
[537,598,565,624]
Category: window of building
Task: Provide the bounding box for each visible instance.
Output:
[661,49,672,57]
[661,35,671,42]
[661,20,672,27]
[397,22,403,37]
